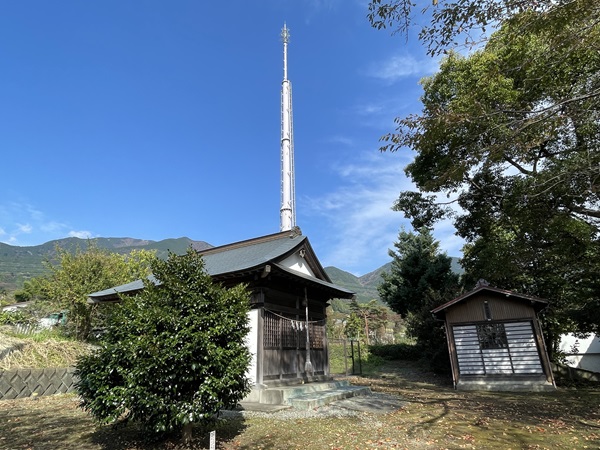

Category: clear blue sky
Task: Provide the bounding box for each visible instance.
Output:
[0,0,463,275]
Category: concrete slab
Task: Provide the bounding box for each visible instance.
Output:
[234,392,405,417]
[328,392,406,414]
[287,385,372,410]
[235,402,292,413]
[237,379,405,416]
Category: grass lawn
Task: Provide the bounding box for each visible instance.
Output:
[0,360,598,449]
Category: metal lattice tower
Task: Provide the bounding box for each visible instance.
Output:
[280,23,296,232]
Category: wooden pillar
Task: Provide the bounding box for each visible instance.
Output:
[278,312,283,380]
[296,295,301,378]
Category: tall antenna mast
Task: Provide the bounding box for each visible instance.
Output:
[280,23,296,231]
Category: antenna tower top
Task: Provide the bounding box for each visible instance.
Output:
[281,23,290,43]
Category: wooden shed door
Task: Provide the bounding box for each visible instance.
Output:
[453,322,544,376]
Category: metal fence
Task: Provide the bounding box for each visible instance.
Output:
[328,339,362,376]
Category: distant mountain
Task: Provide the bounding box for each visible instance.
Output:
[324,257,463,311]
[0,237,212,293]
[324,264,389,306]
[0,235,463,308]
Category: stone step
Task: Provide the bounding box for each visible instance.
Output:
[264,374,332,387]
[242,379,371,406]
[287,385,372,410]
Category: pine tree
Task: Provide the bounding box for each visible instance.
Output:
[378,228,460,370]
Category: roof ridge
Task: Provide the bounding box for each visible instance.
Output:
[198,229,303,255]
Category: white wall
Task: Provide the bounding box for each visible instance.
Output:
[245,309,259,385]
[559,333,600,373]
[280,253,315,277]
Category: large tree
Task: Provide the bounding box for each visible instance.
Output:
[386,10,599,224]
[378,228,460,367]
[76,248,252,443]
[33,242,155,339]
[368,0,599,59]
[370,2,600,341]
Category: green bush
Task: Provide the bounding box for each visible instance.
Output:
[328,341,349,374]
[328,340,386,375]
[369,342,422,361]
[75,249,252,441]
[361,351,385,374]
[0,311,23,325]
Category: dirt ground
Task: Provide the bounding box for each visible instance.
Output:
[0,360,599,449]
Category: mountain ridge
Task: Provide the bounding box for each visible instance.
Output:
[0,237,461,307]
[0,237,213,293]
[324,256,463,307]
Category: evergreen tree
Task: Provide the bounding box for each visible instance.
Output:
[348,299,389,345]
[378,228,460,369]
[76,248,251,443]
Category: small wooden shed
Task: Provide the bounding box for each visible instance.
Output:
[432,282,555,391]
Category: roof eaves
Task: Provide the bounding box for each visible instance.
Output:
[299,239,332,282]
[431,285,549,316]
[87,275,159,303]
[272,263,355,299]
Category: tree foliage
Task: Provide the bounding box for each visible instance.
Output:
[386,8,600,225]
[367,0,598,57]
[75,248,251,441]
[370,1,600,340]
[32,242,155,339]
[347,299,389,345]
[370,0,600,229]
[344,312,364,341]
[378,228,460,364]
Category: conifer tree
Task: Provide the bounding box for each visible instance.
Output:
[378,228,460,369]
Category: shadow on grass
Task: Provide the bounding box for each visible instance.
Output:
[0,396,97,450]
[2,363,599,450]
[354,359,600,433]
[0,395,248,450]
[90,414,248,449]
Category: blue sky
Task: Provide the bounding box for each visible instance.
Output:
[0,0,464,275]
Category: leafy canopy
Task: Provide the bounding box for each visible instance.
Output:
[373,1,600,228]
[75,248,251,439]
[368,0,597,57]
[33,242,155,339]
[371,1,600,340]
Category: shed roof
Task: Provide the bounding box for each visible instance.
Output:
[431,283,549,319]
[88,229,354,302]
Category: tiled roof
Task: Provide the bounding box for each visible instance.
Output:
[271,263,354,297]
[198,231,306,276]
[87,276,156,300]
[88,230,353,301]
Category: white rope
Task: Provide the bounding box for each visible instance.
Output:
[264,308,326,325]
